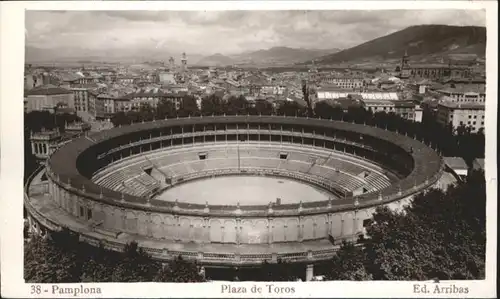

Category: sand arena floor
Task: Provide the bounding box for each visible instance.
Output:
[155,175,336,205]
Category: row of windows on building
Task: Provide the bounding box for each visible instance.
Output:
[444,94,485,103]
[460,121,484,126]
[449,114,484,120]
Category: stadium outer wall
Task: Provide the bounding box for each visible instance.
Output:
[25,116,444,278]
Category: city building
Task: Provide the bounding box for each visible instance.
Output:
[315,91,424,123]
[69,84,104,120]
[98,88,188,115]
[320,75,364,90]
[260,85,287,96]
[436,101,485,133]
[98,92,124,116]
[441,77,486,90]
[60,72,100,87]
[399,51,473,80]
[29,129,62,161]
[24,72,58,90]
[317,89,399,102]
[361,99,396,114]
[25,85,75,113]
[71,86,90,114]
[116,75,136,84]
[436,86,485,104]
[409,79,432,94]
[64,121,91,135]
[319,97,364,113]
[87,90,102,120]
[158,72,176,85]
[393,100,423,122]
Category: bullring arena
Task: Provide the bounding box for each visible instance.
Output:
[25,115,444,279]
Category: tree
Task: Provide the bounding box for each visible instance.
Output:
[55,113,82,133]
[313,101,338,119]
[363,170,486,280]
[110,111,131,127]
[316,170,485,281]
[277,101,305,117]
[178,95,200,117]
[25,111,57,133]
[154,256,205,282]
[201,94,224,116]
[111,242,162,282]
[80,243,120,282]
[226,95,249,115]
[156,99,177,119]
[302,80,314,117]
[322,242,372,280]
[252,99,274,116]
[24,230,83,283]
[24,229,205,283]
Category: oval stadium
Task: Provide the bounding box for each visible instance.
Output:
[25,115,444,279]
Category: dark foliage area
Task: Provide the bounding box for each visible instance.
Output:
[24,230,205,283]
[320,170,485,280]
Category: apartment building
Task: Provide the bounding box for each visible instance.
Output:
[437,101,485,133]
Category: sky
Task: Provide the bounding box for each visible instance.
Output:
[25,10,486,56]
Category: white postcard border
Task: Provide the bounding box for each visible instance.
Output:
[1,1,497,298]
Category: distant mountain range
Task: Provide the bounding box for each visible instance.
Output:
[305,25,486,65]
[195,53,235,67]
[195,47,341,66]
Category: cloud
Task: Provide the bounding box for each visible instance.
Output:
[25,10,486,55]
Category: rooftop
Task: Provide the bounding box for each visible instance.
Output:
[323,98,363,110]
[393,100,416,108]
[60,73,83,82]
[26,85,73,96]
[437,86,486,95]
[438,101,485,110]
[442,77,486,84]
[69,83,101,90]
[473,158,485,170]
[122,88,185,99]
[443,157,468,170]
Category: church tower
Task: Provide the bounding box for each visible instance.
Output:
[169,57,175,71]
[400,50,411,79]
[181,52,187,73]
[308,59,319,82]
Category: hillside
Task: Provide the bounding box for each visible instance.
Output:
[196,53,234,67]
[307,25,486,65]
[232,46,340,65]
